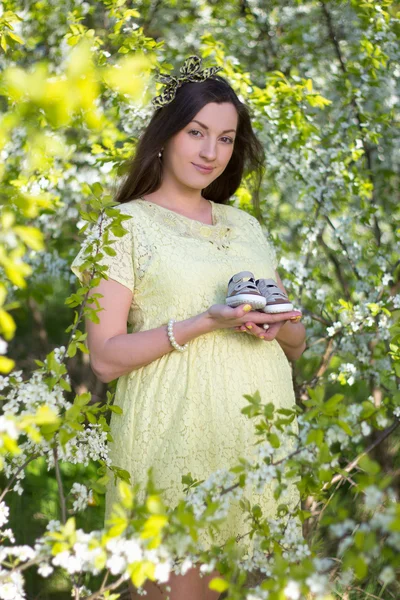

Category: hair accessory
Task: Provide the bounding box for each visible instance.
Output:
[151,55,223,109]
[167,318,189,352]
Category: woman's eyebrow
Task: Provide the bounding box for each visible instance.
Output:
[190,119,236,134]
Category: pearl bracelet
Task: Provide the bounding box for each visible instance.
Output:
[167,319,189,352]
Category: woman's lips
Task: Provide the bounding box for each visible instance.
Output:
[192,163,214,173]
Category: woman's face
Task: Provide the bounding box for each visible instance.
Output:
[162,102,238,189]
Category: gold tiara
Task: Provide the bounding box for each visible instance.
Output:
[151,55,223,109]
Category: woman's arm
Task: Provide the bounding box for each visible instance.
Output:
[86,277,282,383]
[85,278,214,383]
[274,271,307,360]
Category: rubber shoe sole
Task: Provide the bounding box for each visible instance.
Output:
[259,301,294,314]
[226,294,266,310]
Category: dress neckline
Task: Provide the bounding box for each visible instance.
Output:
[136,196,217,227]
[132,197,235,249]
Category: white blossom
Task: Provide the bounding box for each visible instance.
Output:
[154,560,173,583]
[0,338,7,356]
[199,560,216,574]
[378,566,395,585]
[305,573,329,596]
[0,529,15,544]
[106,553,126,575]
[364,486,384,510]
[52,551,82,574]
[0,569,25,599]
[330,519,356,538]
[361,421,372,436]
[284,580,301,599]
[37,563,54,578]
[179,557,193,575]
[0,504,9,528]
[338,568,354,586]
[0,418,19,440]
[70,483,93,512]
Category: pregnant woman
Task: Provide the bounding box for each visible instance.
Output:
[71,55,306,600]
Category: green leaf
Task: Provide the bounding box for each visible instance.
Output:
[359,455,380,475]
[243,390,261,405]
[277,408,294,416]
[306,429,324,446]
[354,555,368,579]
[75,392,91,407]
[92,182,103,197]
[65,405,81,421]
[118,481,133,509]
[267,432,280,448]
[67,342,77,358]
[324,394,344,414]
[59,429,77,446]
[86,412,97,424]
[263,402,275,419]
[337,420,353,435]
[103,246,117,256]
[59,377,72,392]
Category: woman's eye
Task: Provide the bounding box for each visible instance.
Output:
[188,130,233,143]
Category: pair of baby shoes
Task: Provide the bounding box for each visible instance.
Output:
[226,270,293,314]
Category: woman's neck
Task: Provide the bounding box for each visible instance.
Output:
[139,192,213,226]
[141,191,207,211]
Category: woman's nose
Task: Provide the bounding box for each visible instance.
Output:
[200,142,217,160]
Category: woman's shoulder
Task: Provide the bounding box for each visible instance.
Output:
[105,199,151,227]
[111,199,146,215]
[217,202,261,227]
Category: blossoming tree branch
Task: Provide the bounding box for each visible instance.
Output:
[0,0,399,599]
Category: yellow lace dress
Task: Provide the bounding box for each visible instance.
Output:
[70,198,301,559]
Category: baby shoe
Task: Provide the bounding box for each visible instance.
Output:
[255,278,294,313]
[226,271,267,310]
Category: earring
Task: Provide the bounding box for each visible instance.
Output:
[158,147,164,158]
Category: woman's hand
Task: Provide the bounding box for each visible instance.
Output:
[205,303,302,339]
[233,308,302,341]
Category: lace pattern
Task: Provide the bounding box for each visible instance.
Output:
[242,212,279,270]
[134,199,239,252]
[70,199,300,556]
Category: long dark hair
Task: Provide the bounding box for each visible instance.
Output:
[113,74,266,213]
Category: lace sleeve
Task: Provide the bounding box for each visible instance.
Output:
[70,208,135,292]
[244,213,279,271]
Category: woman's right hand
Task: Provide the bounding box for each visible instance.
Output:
[205,303,302,332]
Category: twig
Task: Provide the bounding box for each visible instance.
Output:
[324,419,400,490]
[84,573,130,600]
[99,569,110,592]
[53,443,67,524]
[298,336,336,396]
[0,453,40,502]
[350,586,395,599]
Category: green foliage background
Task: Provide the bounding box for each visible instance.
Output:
[0,0,399,598]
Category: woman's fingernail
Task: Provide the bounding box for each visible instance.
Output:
[290,316,302,322]
[243,305,252,312]
[259,335,265,339]
[246,324,252,329]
